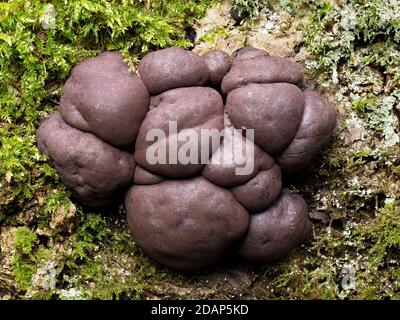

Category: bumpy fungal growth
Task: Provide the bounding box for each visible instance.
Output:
[134,86,224,178]
[203,126,282,213]
[276,90,337,174]
[59,52,150,149]
[138,47,209,95]
[36,112,135,207]
[36,46,336,270]
[231,47,270,63]
[202,50,232,86]
[226,83,305,155]
[125,177,249,271]
[237,189,312,261]
[221,53,304,94]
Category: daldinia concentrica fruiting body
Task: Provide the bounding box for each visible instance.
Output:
[237,189,312,261]
[36,46,336,271]
[221,53,304,95]
[226,83,305,155]
[230,164,282,213]
[133,165,165,186]
[59,51,150,149]
[202,50,232,86]
[138,47,209,95]
[276,90,337,174]
[231,47,270,63]
[36,112,135,207]
[134,86,224,178]
[202,126,282,213]
[125,177,249,270]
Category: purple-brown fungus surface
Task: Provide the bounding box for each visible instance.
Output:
[36,47,337,271]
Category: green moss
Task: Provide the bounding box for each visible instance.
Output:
[59,218,168,300]
[43,189,71,214]
[351,97,377,113]
[232,0,270,19]
[14,227,38,256]
[354,200,400,267]
[0,129,46,198]
[198,26,230,46]
[71,213,109,261]
[303,1,400,71]
[279,0,295,12]
[12,227,39,290]
[12,259,37,292]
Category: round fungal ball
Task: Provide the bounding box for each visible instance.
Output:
[230,164,282,213]
[202,50,232,86]
[133,165,165,185]
[230,6,249,24]
[135,87,224,179]
[59,51,150,149]
[231,47,270,64]
[36,112,135,207]
[226,83,305,155]
[277,90,337,173]
[237,189,312,261]
[138,47,209,95]
[203,125,282,213]
[125,177,249,270]
[202,125,275,188]
[221,52,304,95]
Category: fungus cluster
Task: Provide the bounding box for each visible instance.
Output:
[36,47,336,271]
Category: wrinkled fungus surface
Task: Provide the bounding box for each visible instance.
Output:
[36,46,336,270]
